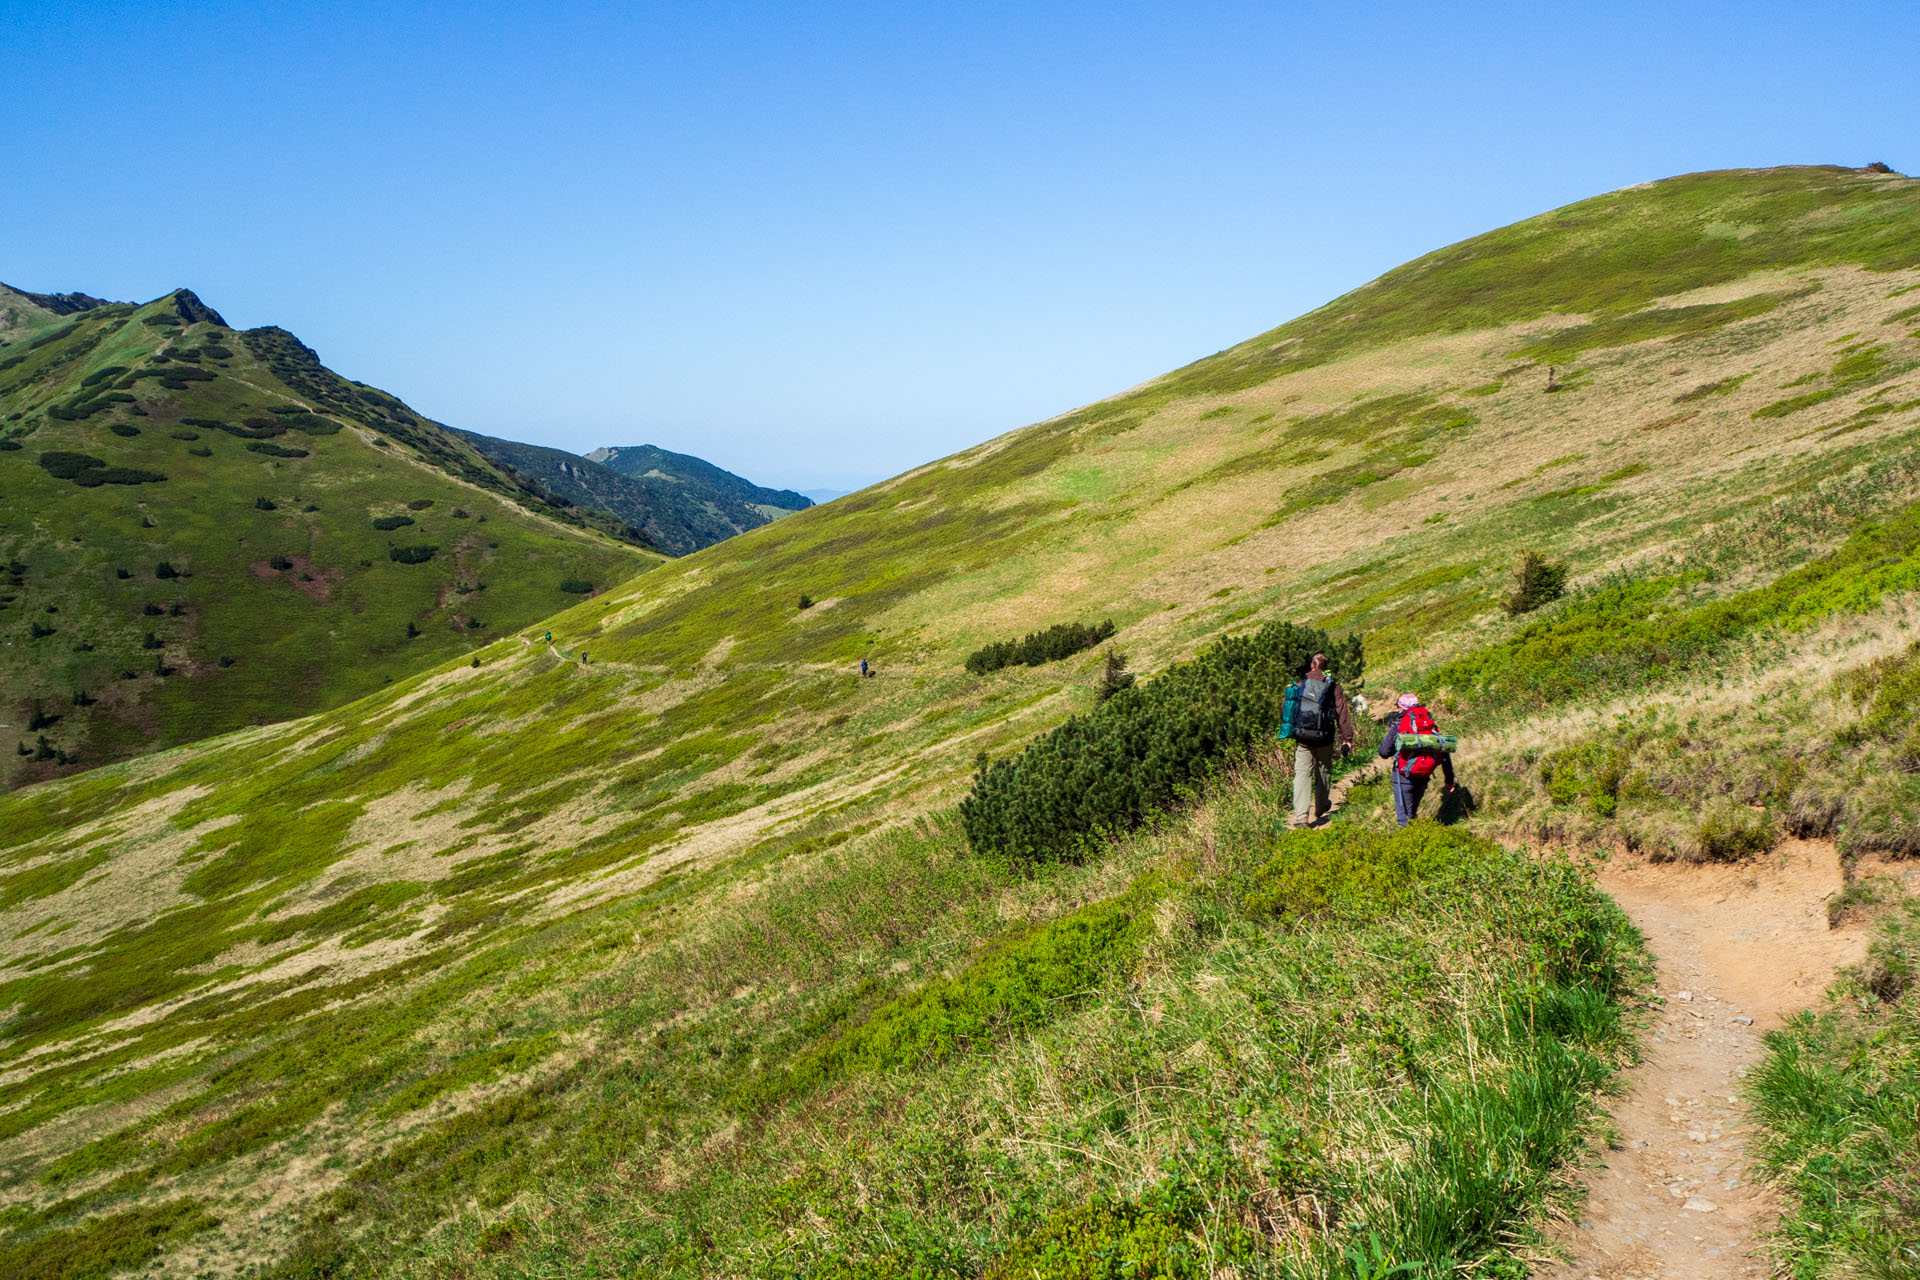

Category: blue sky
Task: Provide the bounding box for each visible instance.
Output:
[5,2,1914,491]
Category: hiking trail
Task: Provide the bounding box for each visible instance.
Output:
[1541,838,1881,1280]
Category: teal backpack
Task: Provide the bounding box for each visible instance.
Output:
[1278,682,1301,740]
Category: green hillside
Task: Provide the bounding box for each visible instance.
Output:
[0,287,660,786]
[3,165,1920,1278]
[459,432,811,555]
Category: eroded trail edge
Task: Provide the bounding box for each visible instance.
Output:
[1544,840,1874,1280]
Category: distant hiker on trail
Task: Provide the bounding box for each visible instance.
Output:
[861,658,868,677]
[1287,653,1355,827]
[1379,692,1456,826]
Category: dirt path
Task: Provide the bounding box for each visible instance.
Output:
[1542,839,1876,1279]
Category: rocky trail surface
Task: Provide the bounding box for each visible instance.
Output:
[1543,839,1884,1280]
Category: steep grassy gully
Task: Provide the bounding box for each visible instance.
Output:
[1,166,1919,1277]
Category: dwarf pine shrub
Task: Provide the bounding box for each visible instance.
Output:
[965,619,1117,674]
[1505,550,1568,615]
[960,621,1361,861]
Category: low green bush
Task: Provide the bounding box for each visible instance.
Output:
[1505,550,1568,616]
[558,580,594,594]
[246,442,309,458]
[756,878,1163,1104]
[961,621,1361,861]
[984,1191,1224,1280]
[389,545,438,565]
[0,1196,217,1280]
[36,451,165,487]
[371,515,415,531]
[1239,823,1495,921]
[38,451,106,480]
[1692,799,1776,860]
[966,620,1117,675]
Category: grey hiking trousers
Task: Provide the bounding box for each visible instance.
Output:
[1292,741,1335,823]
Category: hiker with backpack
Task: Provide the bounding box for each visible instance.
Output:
[1282,653,1355,827]
[1379,692,1456,826]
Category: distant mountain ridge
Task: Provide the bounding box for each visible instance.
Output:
[456,435,810,555]
[587,443,812,509]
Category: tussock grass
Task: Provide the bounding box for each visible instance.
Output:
[1751,895,1920,1279]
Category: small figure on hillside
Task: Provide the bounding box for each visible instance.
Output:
[545,631,552,644]
[1379,692,1456,826]
[861,658,868,677]
[580,652,588,665]
[1288,653,1355,828]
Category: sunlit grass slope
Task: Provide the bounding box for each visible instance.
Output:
[3,164,1920,1276]
[0,287,658,784]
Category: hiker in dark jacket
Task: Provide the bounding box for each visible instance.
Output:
[1290,653,1356,827]
[1378,692,1455,826]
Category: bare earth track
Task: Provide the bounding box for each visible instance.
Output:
[1543,840,1880,1280]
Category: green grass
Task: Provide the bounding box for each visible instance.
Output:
[1426,498,1920,714]
[1750,895,1920,1279]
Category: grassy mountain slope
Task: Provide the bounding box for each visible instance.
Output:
[3,165,1920,1276]
[459,432,810,555]
[0,287,659,786]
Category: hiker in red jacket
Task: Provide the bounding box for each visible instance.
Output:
[1378,692,1456,826]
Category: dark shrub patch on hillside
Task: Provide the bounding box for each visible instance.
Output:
[372,515,415,531]
[170,431,199,441]
[389,545,438,565]
[38,452,165,487]
[246,442,309,459]
[407,499,434,510]
[188,446,212,458]
[155,562,178,580]
[46,397,111,421]
[1505,551,1568,615]
[108,424,140,438]
[961,621,1362,861]
[39,452,107,480]
[966,619,1116,675]
[80,365,129,388]
[558,580,594,595]
[270,556,293,571]
[254,497,277,511]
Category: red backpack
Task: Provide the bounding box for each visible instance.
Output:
[1397,705,1440,777]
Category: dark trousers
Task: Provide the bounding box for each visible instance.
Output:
[1392,769,1430,826]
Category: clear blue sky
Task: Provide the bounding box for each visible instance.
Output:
[5,2,1913,491]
